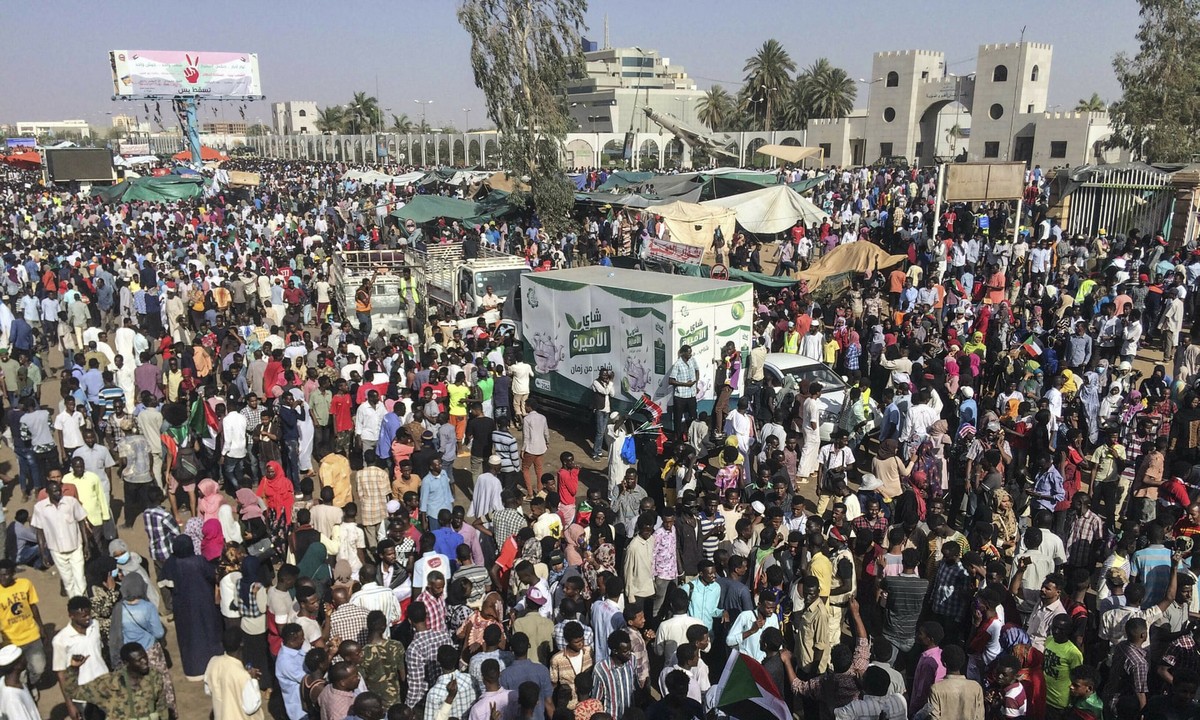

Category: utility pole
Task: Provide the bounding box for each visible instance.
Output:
[1007,25,1026,162]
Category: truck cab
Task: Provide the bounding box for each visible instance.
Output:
[407,244,528,318]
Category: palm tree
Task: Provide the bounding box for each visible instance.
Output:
[1075,92,1106,112]
[697,85,737,132]
[345,91,382,134]
[390,113,414,133]
[797,59,856,120]
[742,39,796,131]
[315,105,345,134]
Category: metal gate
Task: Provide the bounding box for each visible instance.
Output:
[1065,165,1173,237]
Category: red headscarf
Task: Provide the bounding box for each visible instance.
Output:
[201,519,225,561]
[256,461,294,523]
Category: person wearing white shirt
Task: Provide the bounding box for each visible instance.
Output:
[54,400,87,461]
[350,564,403,626]
[221,405,249,489]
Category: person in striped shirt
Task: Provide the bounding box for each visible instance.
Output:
[992,654,1028,719]
[593,629,638,719]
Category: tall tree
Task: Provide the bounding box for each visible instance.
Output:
[1074,92,1107,112]
[315,106,345,134]
[743,39,796,131]
[458,0,586,234]
[345,92,382,134]
[390,113,414,133]
[793,58,857,123]
[697,85,737,132]
[1110,0,1200,161]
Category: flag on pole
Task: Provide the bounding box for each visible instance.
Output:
[640,393,663,424]
[1021,337,1042,357]
[712,650,791,720]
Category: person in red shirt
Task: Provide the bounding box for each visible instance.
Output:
[556,452,580,526]
[330,378,355,452]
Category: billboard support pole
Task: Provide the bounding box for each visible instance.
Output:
[185,97,202,165]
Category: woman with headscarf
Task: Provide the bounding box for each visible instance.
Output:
[445,577,475,638]
[256,460,295,524]
[915,420,951,499]
[112,573,176,711]
[296,542,332,600]
[196,478,224,522]
[85,557,121,655]
[183,516,206,555]
[201,518,226,562]
[581,542,618,600]
[163,534,223,679]
[991,489,1019,560]
[963,331,987,359]
[238,555,272,690]
[216,502,242,545]
[235,487,269,540]
[110,538,162,611]
[457,590,505,653]
[1077,371,1101,446]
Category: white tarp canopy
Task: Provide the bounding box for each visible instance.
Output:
[702,185,830,235]
[644,200,737,264]
[114,155,159,167]
[342,169,426,186]
[755,144,824,164]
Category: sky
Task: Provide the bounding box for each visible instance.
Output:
[0,0,1142,130]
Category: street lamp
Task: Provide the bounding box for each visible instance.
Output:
[672,96,687,122]
[462,108,472,131]
[413,99,433,133]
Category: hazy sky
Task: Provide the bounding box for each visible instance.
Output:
[1,0,1141,129]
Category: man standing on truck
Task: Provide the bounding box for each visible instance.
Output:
[480,286,502,313]
[399,268,421,334]
[669,345,700,438]
[355,272,376,340]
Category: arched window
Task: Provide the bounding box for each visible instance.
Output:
[993,65,1008,82]
[1030,65,1039,82]
[886,71,899,87]
[298,109,307,117]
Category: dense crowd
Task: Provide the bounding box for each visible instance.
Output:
[0,155,1193,720]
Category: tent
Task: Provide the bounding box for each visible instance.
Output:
[114,155,158,167]
[793,241,907,289]
[755,144,824,166]
[1,151,41,168]
[172,146,227,162]
[644,200,737,265]
[389,192,518,226]
[702,185,830,235]
[91,175,207,204]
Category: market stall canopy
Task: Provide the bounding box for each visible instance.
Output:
[91,175,206,204]
[644,200,737,265]
[389,192,518,226]
[1,151,42,168]
[596,171,654,191]
[794,241,906,289]
[172,146,227,162]
[483,171,530,194]
[755,144,824,165]
[702,185,830,235]
[114,155,158,167]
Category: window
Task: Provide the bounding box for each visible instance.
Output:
[621,71,653,78]
[886,71,899,87]
[921,71,929,80]
[1028,104,1035,113]
[1050,141,1068,158]
[914,141,924,159]
[993,65,1008,82]
[883,107,896,123]
[819,143,832,159]
[984,141,1000,158]
[621,56,654,68]
[880,142,893,157]
[1030,65,1040,82]
[989,103,1004,120]
[298,109,307,117]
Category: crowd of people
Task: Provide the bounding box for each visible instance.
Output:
[0,154,1193,720]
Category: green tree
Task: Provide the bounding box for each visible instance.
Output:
[697,85,737,132]
[390,113,414,133]
[315,106,345,134]
[788,58,857,126]
[458,0,586,234]
[1110,0,1200,161]
[1074,92,1107,112]
[742,39,796,131]
[245,123,271,136]
[345,92,382,134]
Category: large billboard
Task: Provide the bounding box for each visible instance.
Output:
[45,149,115,183]
[110,50,262,99]
[945,162,1026,202]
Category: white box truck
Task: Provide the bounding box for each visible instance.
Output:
[519,267,753,418]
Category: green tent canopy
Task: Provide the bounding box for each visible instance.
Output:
[91,175,207,204]
[390,192,519,227]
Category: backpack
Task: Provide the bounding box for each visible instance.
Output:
[173,444,201,482]
[620,436,638,465]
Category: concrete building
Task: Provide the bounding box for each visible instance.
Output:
[563,46,705,135]
[806,41,1127,168]
[15,119,91,139]
[202,121,248,135]
[111,114,143,133]
[271,101,319,135]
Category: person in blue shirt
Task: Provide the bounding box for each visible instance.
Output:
[420,457,454,530]
[958,386,978,431]
[431,509,464,567]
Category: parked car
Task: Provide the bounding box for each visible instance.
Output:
[762,353,879,442]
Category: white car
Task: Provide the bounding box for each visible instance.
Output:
[761,353,879,442]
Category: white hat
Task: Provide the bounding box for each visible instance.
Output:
[487,455,502,466]
[859,473,882,492]
[961,386,974,398]
[1119,360,1133,371]
[385,499,402,514]
[750,501,767,515]
[0,645,20,665]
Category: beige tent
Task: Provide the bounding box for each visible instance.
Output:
[644,200,738,265]
[756,144,825,166]
[794,242,907,289]
[702,185,830,234]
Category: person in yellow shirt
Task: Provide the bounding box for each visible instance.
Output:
[63,457,112,546]
[446,372,472,444]
[0,560,46,684]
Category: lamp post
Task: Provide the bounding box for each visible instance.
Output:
[462,108,472,131]
[413,99,433,133]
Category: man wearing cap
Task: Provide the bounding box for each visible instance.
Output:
[469,456,505,520]
[0,642,38,719]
